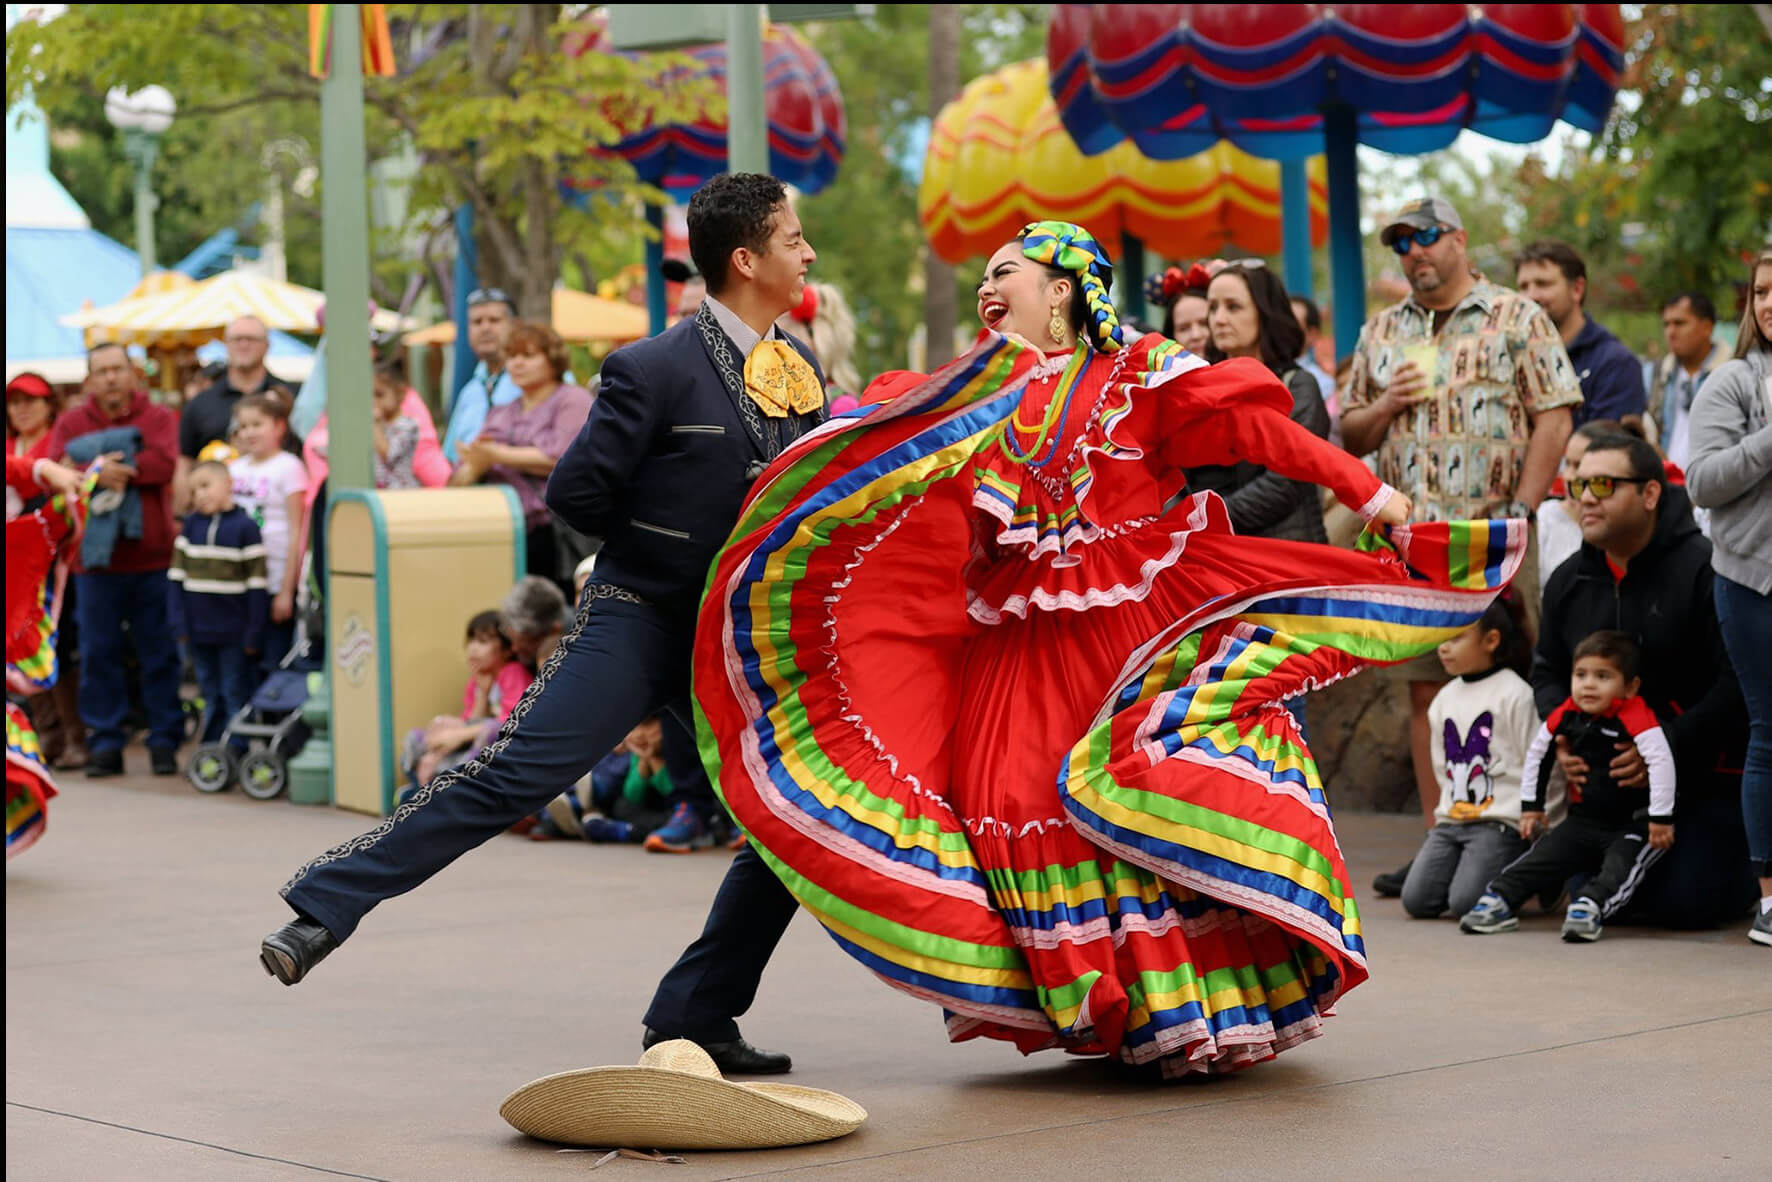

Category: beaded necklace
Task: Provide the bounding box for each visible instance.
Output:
[999,345,1089,469]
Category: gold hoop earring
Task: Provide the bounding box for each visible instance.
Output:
[1048,308,1067,345]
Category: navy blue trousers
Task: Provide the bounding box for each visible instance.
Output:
[279,589,799,1041]
[75,569,185,754]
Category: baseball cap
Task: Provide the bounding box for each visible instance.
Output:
[1380,197,1464,247]
[659,258,700,284]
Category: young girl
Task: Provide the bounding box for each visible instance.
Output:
[401,611,534,799]
[371,366,422,490]
[229,393,307,676]
[1399,592,1541,919]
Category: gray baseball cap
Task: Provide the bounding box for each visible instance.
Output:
[1380,196,1464,246]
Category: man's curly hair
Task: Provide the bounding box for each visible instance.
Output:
[688,172,788,295]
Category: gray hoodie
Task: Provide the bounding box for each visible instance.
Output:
[1685,347,1772,594]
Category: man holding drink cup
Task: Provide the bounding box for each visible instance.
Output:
[1340,197,1583,896]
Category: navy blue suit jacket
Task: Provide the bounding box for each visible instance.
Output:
[545,311,825,612]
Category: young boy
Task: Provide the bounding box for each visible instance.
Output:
[169,461,268,747]
[1460,631,1676,942]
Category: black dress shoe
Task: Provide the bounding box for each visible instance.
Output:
[260,917,340,986]
[150,748,179,776]
[1372,859,1413,898]
[84,749,124,778]
[642,1027,792,1074]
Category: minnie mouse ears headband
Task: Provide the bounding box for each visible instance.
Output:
[1143,260,1228,308]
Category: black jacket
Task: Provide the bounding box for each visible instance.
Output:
[1531,483,1745,798]
[1184,367,1329,542]
[545,309,825,612]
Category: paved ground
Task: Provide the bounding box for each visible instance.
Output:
[7,754,1767,1181]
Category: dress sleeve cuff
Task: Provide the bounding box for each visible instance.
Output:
[1357,483,1398,524]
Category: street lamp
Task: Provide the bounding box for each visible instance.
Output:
[104,84,176,275]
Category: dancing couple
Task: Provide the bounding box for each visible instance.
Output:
[263,172,1522,1079]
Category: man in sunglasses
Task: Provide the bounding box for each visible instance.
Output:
[440,287,520,464]
[1533,433,1754,929]
[1341,196,1584,897]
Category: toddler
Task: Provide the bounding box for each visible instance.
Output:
[372,366,422,490]
[400,611,534,799]
[169,462,269,747]
[1399,595,1538,919]
[1461,630,1675,942]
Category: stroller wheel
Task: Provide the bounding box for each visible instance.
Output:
[187,744,235,793]
[239,750,289,800]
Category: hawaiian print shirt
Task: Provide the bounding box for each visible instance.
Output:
[1344,277,1583,522]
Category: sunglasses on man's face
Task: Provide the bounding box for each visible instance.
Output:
[1568,475,1650,500]
[1389,226,1447,256]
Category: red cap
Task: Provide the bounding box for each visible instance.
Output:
[6,372,53,400]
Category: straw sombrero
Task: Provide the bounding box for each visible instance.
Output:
[499,1040,866,1150]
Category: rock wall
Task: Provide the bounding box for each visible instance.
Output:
[1305,673,1417,813]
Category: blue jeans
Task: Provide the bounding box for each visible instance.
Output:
[191,641,254,746]
[75,570,185,754]
[1715,573,1772,878]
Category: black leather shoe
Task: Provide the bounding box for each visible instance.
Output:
[260,917,340,986]
[150,748,178,776]
[642,1027,792,1074]
[1372,859,1413,898]
[84,749,124,778]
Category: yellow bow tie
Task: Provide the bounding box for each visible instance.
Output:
[744,339,824,418]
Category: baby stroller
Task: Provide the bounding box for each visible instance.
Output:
[187,594,322,800]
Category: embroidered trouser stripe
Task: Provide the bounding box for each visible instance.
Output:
[278,592,711,941]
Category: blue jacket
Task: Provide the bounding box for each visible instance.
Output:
[64,425,143,568]
[545,306,825,612]
[1564,315,1644,427]
[168,506,270,652]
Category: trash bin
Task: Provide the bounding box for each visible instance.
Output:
[326,487,526,815]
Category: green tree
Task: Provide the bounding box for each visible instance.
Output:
[1523,4,1772,321]
[5,4,707,320]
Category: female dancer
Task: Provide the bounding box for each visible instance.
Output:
[695,222,1524,1077]
[7,455,87,859]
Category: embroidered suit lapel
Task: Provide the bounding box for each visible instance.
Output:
[694,303,769,460]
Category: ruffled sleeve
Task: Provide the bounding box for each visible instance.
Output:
[1158,356,1390,520]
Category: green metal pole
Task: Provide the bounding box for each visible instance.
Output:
[321,4,374,495]
[725,4,768,175]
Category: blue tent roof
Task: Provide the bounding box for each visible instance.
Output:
[5,224,144,382]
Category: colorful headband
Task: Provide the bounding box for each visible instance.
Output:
[1018,220,1124,352]
[790,283,819,325]
[1142,262,1224,309]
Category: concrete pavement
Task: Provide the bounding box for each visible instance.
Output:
[7,759,1768,1180]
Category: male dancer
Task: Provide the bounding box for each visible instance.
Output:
[261,173,823,1074]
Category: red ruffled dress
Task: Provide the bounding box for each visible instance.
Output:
[7,455,84,860]
[694,333,1524,1076]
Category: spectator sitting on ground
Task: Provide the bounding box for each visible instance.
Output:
[399,610,533,802]
[1536,418,1624,579]
[530,717,682,844]
[1533,432,1755,929]
[169,461,268,752]
[1515,240,1646,431]
[1684,245,1772,948]
[1399,592,1539,920]
[1464,630,1677,943]
[449,319,594,593]
[500,575,572,673]
[47,343,185,778]
[1340,196,1584,898]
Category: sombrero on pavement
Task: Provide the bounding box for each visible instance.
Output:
[499,1040,866,1150]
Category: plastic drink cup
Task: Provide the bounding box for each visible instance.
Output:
[1399,341,1439,387]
